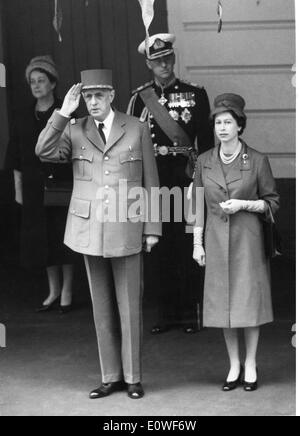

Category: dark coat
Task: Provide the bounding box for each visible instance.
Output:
[193,142,280,328]
[5,98,73,268]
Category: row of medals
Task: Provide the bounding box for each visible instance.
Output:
[158,91,196,124]
[155,92,196,156]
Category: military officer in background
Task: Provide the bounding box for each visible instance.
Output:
[36,70,162,399]
[128,33,214,335]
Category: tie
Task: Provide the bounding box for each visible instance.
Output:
[98,122,106,144]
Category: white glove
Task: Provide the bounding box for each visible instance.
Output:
[220,199,267,215]
[193,227,206,267]
[144,236,159,253]
[13,170,23,205]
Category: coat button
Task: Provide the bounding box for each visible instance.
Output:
[81,146,86,150]
[105,185,109,189]
[130,157,134,161]
[105,171,110,175]
[151,133,155,138]
[105,200,109,204]
[79,155,83,160]
[104,156,109,161]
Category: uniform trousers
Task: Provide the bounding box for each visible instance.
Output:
[84,253,142,384]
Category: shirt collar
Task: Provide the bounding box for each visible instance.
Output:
[94,107,115,130]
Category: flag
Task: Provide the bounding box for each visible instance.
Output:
[53,0,63,43]
[138,0,155,57]
[217,1,223,33]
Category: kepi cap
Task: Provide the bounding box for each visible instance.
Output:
[211,93,246,120]
[81,69,113,91]
[138,33,176,60]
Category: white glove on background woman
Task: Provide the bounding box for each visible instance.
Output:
[13,169,23,205]
[193,227,206,267]
[220,199,267,215]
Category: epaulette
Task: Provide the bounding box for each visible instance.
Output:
[132,80,154,95]
[179,78,204,90]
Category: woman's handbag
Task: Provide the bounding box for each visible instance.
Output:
[263,203,282,258]
[44,177,72,207]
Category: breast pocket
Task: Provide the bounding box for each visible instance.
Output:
[72,150,93,181]
[120,150,143,182]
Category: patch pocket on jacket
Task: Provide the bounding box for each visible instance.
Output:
[69,198,91,247]
[72,150,93,181]
[120,150,143,181]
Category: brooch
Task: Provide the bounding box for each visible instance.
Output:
[242,153,249,166]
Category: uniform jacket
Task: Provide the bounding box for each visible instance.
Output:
[128,78,214,188]
[36,110,162,257]
[193,141,280,328]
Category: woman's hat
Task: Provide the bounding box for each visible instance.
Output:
[25,55,58,83]
[81,69,113,91]
[210,93,246,119]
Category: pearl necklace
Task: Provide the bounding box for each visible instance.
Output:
[220,142,242,165]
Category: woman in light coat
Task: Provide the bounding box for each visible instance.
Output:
[192,93,279,391]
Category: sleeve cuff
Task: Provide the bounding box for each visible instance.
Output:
[51,110,71,131]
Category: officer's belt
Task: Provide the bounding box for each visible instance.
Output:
[139,87,193,149]
[155,146,193,157]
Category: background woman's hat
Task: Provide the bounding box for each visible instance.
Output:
[25,55,58,83]
[138,33,176,60]
[81,69,113,91]
[210,93,246,119]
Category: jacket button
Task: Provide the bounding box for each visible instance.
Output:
[81,146,86,150]
[79,155,83,160]
[104,156,109,161]
[151,133,155,138]
[105,185,109,190]
[105,200,109,204]
[105,171,110,175]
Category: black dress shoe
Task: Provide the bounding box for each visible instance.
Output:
[59,304,72,314]
[89,381,126,399]
[243,368,258,392]
[36,296,60,313]
[151,325,168,335]
[222,366,243,392]
[127,383,144,399]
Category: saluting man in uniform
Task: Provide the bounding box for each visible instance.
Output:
[128,33,214,335]
[36,70,162,400]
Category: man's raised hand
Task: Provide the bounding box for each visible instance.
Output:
[60,83,82,118]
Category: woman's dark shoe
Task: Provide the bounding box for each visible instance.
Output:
[89,381,126,399]
[184,324,198,334]
[243,368,258,392]
[222,366,243,392]
[35,296,60,313]
[59,304,73,314]
[151,325,168,335]
[127,383,144,399]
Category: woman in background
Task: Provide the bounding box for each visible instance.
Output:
[6,56,76,313]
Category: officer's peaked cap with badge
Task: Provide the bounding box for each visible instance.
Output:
[211,93,246,120]
[138,33,176,60]
[81,69,113,91]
